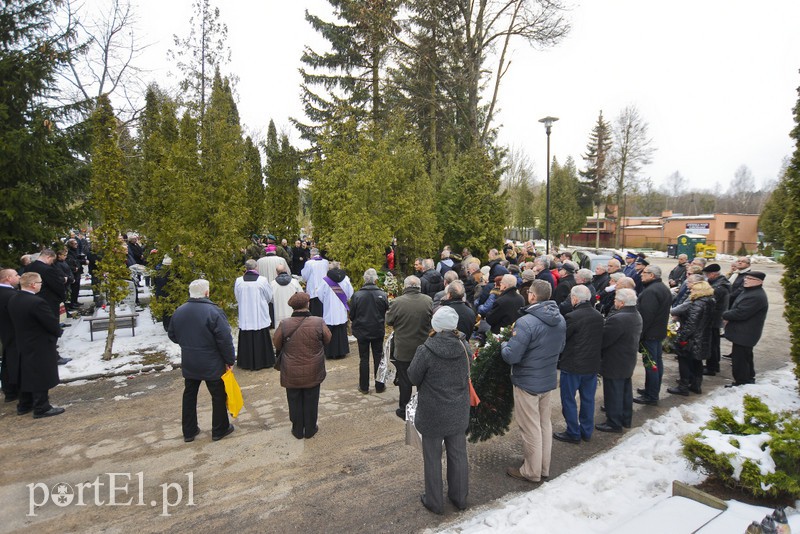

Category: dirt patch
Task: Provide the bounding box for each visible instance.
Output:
[694,476,796,508]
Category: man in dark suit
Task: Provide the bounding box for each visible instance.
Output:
[24,249,66,320]
[0,269,21,402]
[9,272,65,418]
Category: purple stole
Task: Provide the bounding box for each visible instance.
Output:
[323,276,349,311]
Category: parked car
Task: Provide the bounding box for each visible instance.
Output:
[571,250,614,272]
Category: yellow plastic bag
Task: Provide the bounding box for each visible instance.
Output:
[221,369,244,418]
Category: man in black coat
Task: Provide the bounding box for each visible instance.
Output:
[722,271,768,387]
[727,256,752,306]
[703,264,731,376]
[349,269,389,394]
[598,288,642,432]
[24,249,66,321]
[533,257,556,292]
[552,261,577,305]
[554,285,604,444]
[440,280,477,339]
[0,269,21,402]
[485,274,524,334]
[169,279,237,442]
[668,254,688,288]
[419,258,445,298]
[559,268,596,315]
[9,272,64,418]
[634,265,672,405]
[66,238,85,308]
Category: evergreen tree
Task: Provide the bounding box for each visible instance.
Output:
[294,0,401,142]
[536,157,584,248]
[310,115,438,279]
[579,110,612,213]
[759,170,789,249]
[264,120,301,241]
[243,135,265,237]
[0,0,87,265]
[782,76,800,387]
[90,95,131,360]
[435,146,506,257]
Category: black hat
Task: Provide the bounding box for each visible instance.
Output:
[635,258,649,266]
[745,271,766,280]
[626,251,638,259]
[702,263,721,273]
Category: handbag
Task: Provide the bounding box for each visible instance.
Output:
[221,369,244,418]
[275,316,308,370]
[462,341,480,407]
[404,392,423,450]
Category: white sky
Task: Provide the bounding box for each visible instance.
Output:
[116,0,800,191]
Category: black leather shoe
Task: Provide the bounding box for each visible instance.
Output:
[184,428,201,443]
[689,386,702,394]
[636,388,647,396]
[595,423,623,433]
[633,396,658,406]
[449,496,467,511]
[553,431,581,444]
[667,386,690,396]
[56,357,72,365]
[17,407,32,415]
[33,406,65,419]
[581,435,591,442]
[304,425,319,439]
[395,408,405,420]
[4,395,19,403]
[703,369,716,376]
[212,425,235,441]
[375,384,386,393]
[420,494,442,515]
[359,388,369,394]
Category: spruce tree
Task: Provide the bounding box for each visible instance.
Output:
[90,95,131,360]
[243,135,266,237]
[782,77,800,387]
[264,120,301,241]
[537,157,585,248]
[579,110,612,214]
[0,0,86,265]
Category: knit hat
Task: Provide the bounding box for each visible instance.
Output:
[431,306,459,332]
[287,292,310,310]
[521,269,536,282]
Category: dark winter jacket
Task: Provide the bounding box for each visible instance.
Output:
[671,295,715,361]
[477,261,510,306]
[637,277,672,341]
[55,259,73,286]
[592,272,610,295]
[408,331,471,437]
[722,285,768,348]
[0,286,19,385]
[668,262,687,287]
[728,268,752,305]
[552,274,576,305]
[440,299,477,339]
[349,283,389,340]
[558,283,597,316]
[600,305,643,380]
[708,275,731,329]
[8,290,61,392]
[24,260,66,310]
[501,300,566,394]
[485,286,524,334]
[560,302,604,375]
[536,269,556,293]
[168,298,236,381]
[275,311,331,389]
[386,287,433,362]
[275,271,293,287]
[420,269,444,298]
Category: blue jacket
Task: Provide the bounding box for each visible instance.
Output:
[169,298,236,380]
[501,300,566,394]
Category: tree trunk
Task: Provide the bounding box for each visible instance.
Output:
[103,300,116,361]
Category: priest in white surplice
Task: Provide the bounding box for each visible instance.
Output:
[234,260,275,370]
[318,261,354,359]
[301,248,330,317]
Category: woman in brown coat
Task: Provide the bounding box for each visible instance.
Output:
[274,292,331,439]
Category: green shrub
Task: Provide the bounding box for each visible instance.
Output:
[682,395,800,500]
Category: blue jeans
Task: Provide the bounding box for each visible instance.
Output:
[559,370,597,440]
[642,339,664,401]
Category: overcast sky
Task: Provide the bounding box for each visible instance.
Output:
[119,0,800,192]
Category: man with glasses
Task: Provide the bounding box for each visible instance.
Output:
[633,265,672,406]
[727,257,752,305]
[8,272,65,418]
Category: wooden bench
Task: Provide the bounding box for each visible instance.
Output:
[86,312,140,341]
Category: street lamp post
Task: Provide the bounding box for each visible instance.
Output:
[538,116,559,255]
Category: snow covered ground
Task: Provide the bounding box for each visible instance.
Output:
[442,366,800,534]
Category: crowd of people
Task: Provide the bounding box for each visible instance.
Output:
[0,232,772,516]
